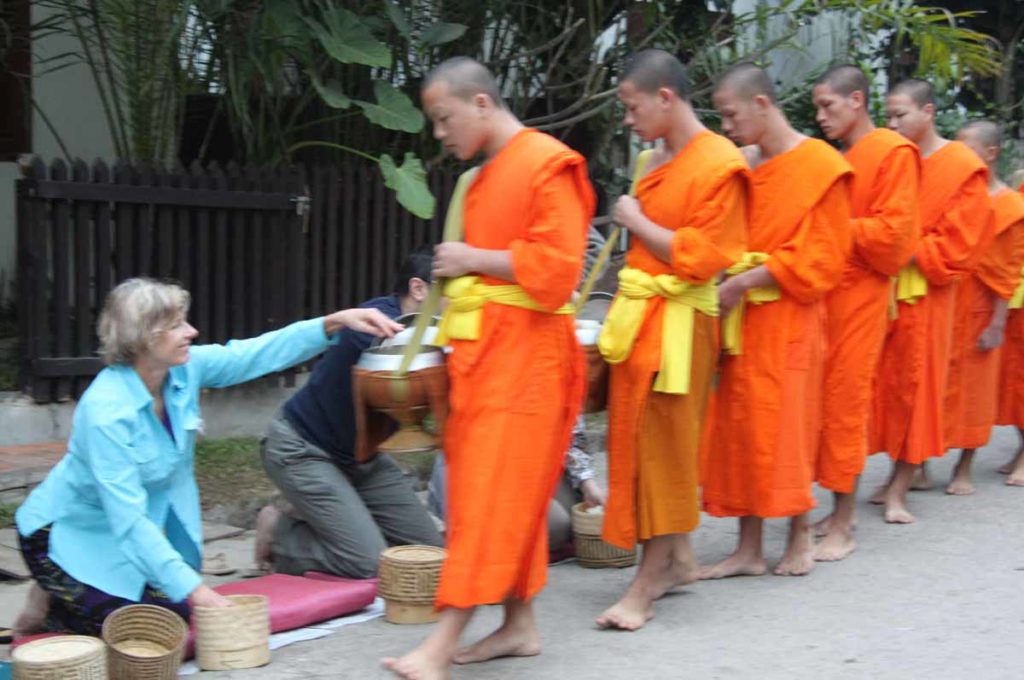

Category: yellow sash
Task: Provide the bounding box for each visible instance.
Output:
[435,276,574,344]
[1009,267,1024,310]
[721,252,781,356]
[886,262,929,320]
[597,266,718,395]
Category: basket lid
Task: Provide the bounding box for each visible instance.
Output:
[13,635,105,664]
[381,545,446,564]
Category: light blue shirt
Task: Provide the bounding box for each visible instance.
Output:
[17,317,331,602]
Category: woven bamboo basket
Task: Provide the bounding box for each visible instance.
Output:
[193,594,270,671]
[102,604,187,679]
[571,503,637,569]
[11,635,107,680]
[378,545,447,624]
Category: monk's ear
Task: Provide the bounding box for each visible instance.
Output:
[657,87,675,106]
[922,102,936,119]
[849,90,866,110]
[753,94,772,113]
[472,93,491,113]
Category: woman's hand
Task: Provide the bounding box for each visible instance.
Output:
[324,308,404,337]
[189,584,233,609]
[580,479,607,508]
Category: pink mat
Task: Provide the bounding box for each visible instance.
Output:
[183,573,378,658]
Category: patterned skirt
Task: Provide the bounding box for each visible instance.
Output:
[19,526,191,636]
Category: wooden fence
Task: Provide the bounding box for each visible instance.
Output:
[16,157,457,403]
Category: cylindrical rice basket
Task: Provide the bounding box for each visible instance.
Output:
[571,503,637,569]
[11,635,107,680]
[102,604,187,679]
[378,545,447,624]
[194,594,271,671]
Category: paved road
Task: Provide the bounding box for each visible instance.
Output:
[4,427,1022,679]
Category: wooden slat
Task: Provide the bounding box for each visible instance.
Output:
[92,161,113,314]
[355,164,370,304]
[191,161,212,343]
[385,184,399,295]
[286,166,305,323]
[226,162,246,337]
[50,159,72,402]
[113,162,134,281]
[173,164,192,303]
[23,179,295,209]
[310,165,325,314]
[245,165,264,336]
[372,175,385,300]
[29,157,52,401]
[72,159,93,399]
[32,357,103,376]
[267,167,286,330]
[156,167,175,278]
[136,163,155,276]
[339,164,354,309]
[210,163,228,343]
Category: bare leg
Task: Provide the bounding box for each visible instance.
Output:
[595,533,698,631]
[945,449,977,495]
[1008,428,1024,486]
[813,490,857,562]
[13,583,50,638]
[999,427,1024,474]
[869,463,896,505]
[254,504,281,572]
[454,598,541,664]
[382,606,474,679]
[910,462,933,490]
[884,461,917,524]
[774,514,815,576]
[699,516,768,580]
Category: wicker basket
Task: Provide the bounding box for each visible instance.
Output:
[378,545,446,624]
[11,635,107,680]
[193,594,271,671]
[571,503,637,569]
[102,604,187,680]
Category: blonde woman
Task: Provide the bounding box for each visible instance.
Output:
[12,278,400,637]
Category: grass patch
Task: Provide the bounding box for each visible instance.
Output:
[194,437,276,511]
[0,503,16,529]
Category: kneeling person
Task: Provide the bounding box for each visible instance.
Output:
[256,249,443,579]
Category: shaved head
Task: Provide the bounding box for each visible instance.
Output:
[621,49,689,99]
[422,57,506,109]
[714,62,777,104]
[889,78,935,108]
[816,63,870,99]
[961,119,1002,148]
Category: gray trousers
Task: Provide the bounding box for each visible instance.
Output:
[261,413,443,579]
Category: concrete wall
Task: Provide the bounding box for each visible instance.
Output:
[0,375,309,447]
[0,4,116,304]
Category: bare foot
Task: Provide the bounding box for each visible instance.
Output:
[813,528,856,562]
[774,529,815,576]
[945,477,976,496]
[595,593,653,631]
[454,625,540,664]
[868,484,888,505]
[812,514,857,537]
[13,584,49,638]
[884,503,916,524]
[651,555,699,599]
[382,648,450,680]
[698,553,768,580]
[999,448,1023,474]
[910,466,933,491]
[254,504,281,572]
[1007,459,1024,486]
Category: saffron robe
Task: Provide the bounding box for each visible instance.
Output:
[436,129,593,609]
[946,188,1024,446]
[871,141,991,464]
[817,129,920,493]
[602,131,748,550]
[702,138,852,518]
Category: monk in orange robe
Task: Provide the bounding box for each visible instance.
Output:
[944,121,1024,494]
[593,50,747,631]
[997,172,1024,484]
[870,80,992,523]
[809,65,920,561]
[384,57,592,679]
[700,63,852,579]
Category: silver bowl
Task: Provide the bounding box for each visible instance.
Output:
[356,345,446,372]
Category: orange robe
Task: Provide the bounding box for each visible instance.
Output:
[436,129,593,608]
[702,139,852,518]
[947,188,1024,444]
[817,129,920,493]
[602,131,748,550]
[871,141,991,464]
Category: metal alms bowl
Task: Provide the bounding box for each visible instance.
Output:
[355,345,446,372]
